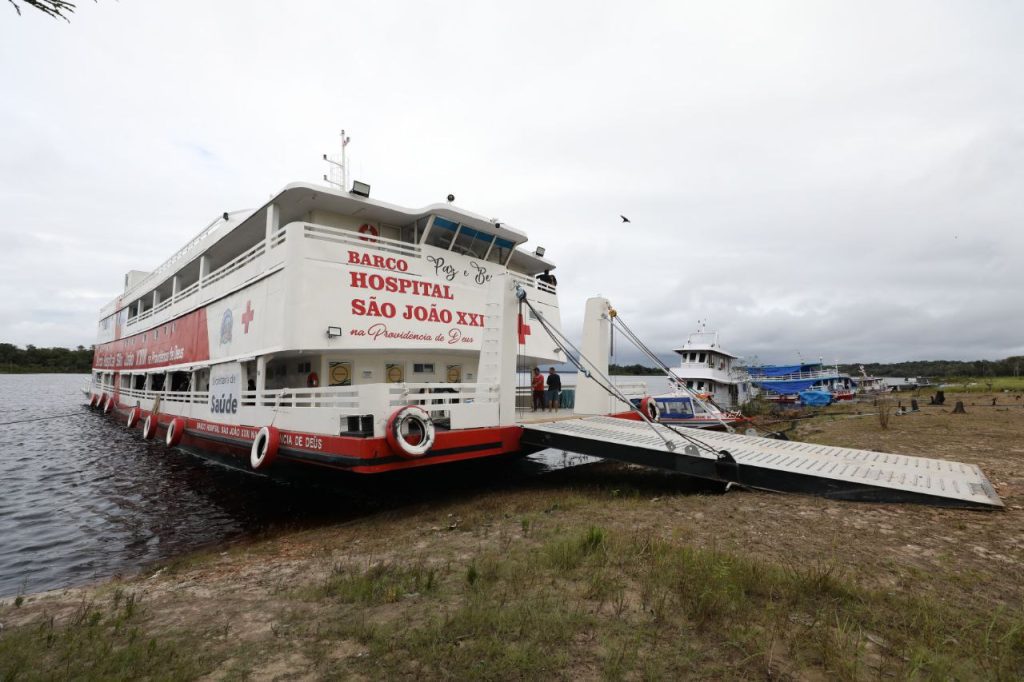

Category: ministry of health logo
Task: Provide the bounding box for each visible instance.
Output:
[220,309,233,345]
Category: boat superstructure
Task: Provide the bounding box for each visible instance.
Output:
[90,182,564,472]
[669,329,751,409]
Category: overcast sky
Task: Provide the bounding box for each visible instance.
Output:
[2,1,1022,364]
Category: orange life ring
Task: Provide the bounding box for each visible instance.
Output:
[358,223,379,242]
[250,426,280,470]
[165,417,185,447]
[126,407,141,428]
[640,396,660,421]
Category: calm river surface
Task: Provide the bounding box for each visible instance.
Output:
[0,374,660,598]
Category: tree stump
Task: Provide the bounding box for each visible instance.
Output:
[934,390,945,406]
[911,399,919,412]
[952,401,966,414]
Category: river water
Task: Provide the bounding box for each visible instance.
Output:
[0,373,660,598]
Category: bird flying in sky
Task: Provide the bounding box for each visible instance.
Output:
[620,215,630,223]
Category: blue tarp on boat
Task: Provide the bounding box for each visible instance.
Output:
[799,390,833,406]
[753,379,820,394]
[750,364,804,377]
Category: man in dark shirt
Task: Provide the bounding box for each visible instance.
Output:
[537,269,557,287]
[546,367,562,411]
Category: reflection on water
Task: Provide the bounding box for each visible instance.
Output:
[0,374,602,598]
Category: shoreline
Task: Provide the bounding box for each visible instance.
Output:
[2,393,1022,678]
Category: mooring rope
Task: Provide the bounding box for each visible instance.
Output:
[609,313,736,433]
[517,287,724,457]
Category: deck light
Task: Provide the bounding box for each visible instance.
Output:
[534,246,545,257]
[326,326,343,338]
[350,180,370,197]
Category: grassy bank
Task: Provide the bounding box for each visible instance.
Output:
[2,392,1022,679]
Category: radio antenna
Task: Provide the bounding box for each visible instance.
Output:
[322,129,351,191]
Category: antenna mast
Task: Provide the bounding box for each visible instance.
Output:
[322,130,351,190]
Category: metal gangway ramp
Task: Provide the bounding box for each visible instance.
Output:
[521,416,1004,510]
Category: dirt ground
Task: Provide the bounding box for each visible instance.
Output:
[2,391,1022,680]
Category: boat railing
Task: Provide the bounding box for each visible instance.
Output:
[259,386,362,410]
[124,230,287,330]
[202,239,266,290]
[118,215,229,307]
[509,273,557,295]
[747,369,840,382]
[302,223,421,259]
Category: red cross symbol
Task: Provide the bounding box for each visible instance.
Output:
[241,300,255,334]
[517,313,531,344]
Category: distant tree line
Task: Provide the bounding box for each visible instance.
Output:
[839,357,1024,379]
[608,363,667,376]
[0,343,94,373]
[611,357,1024,379]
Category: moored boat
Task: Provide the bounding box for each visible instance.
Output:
[89,181,566,473]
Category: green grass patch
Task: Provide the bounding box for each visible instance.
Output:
[315,561,439,604]
[0,591,209,681]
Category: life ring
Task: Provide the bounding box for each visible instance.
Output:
[126,407,141,428]
[306,371,320,388]
[358,223,379,242]
[165,417,185,447]
[103,395,115,414]
[385,406,435,458]
[250,426,280,470]
[142,414,158,440]
[641,396,661,421]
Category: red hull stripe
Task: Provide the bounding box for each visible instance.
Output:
[102,403,520,472]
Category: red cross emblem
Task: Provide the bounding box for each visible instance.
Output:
[242,300,255,334]
[517,313,531,344]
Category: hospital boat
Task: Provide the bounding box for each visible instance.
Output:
[89,182,564,472]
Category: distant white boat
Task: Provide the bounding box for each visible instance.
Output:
[668,329,752,410]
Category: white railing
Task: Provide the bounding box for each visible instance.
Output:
[120,214,233,304]
[748,368,840,382]
[203,240,266,289]
[510,273,556,295]
[122,230,285,330]
[389,383,495,407]
[175,280,199,303]
[262,386,362,410]
[303,223,421,259]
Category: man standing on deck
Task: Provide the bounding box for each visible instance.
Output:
[531,366,545,411]
[546,366,562,412]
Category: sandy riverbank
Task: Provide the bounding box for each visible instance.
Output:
[2,392,1022,680]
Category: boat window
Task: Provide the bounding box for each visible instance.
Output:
[169,371,191,392]
[451,225,495,260]
[698,353,706,363]
[486,236,515,265]
[413,363,435,374]
[424,216,458,250]
[133,374,146,390]
[686,381,693,389]
[151,374,165,391]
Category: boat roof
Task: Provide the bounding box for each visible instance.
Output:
[102,181,554,314]
[671,331,740,359]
